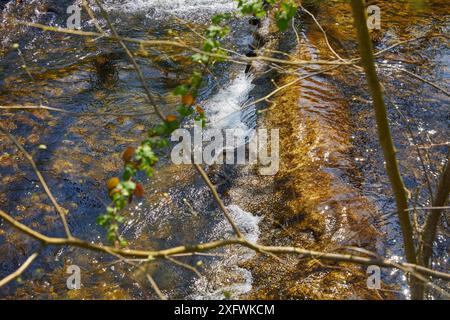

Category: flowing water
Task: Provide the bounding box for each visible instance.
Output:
[0,0,448,299]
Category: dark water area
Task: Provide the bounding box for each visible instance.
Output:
[0,0,448,299]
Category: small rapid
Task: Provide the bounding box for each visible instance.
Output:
[103,0,262,299]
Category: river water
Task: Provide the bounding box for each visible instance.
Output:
[0,0,448,299]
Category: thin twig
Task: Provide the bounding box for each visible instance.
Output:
[164,255,202,278]
[14,20,350,67]
[0,124,72,238]
[299,5,346,62]
[193,163,243,238]
[239,65,341,112]
[0,105,155,117]
[146,274,167,300]
[0,209,449,282]
[394,106,434,200]
[15,20,448,70]
[382,65,450,97]
[0,253,39,288]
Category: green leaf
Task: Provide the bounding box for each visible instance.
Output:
[211,12,232,24]
[123,164,137,181]
[275,1,298,32]
[154,123,168,136]
[119,238,128,247]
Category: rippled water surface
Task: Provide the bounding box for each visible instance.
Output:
[0,0,448,299]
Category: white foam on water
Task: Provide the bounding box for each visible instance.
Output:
[103,0,236,17]
[190,205,262,300]
[187,71,260,299]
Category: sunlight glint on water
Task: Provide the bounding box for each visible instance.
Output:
[103,0,236,17]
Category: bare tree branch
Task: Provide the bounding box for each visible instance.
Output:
[350,0,419,298]
[299,5,346,62]
[193,163,243,238]
[146,274,167,300]
[0,253,39,288]
[93,0,166,121]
